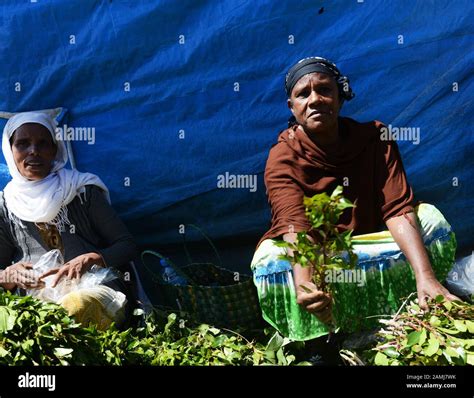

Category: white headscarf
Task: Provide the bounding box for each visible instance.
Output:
[2,111,110,229]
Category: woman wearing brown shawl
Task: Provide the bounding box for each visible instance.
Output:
[251,57,458,356]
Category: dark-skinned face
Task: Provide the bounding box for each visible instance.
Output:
[11,123,57,181]
[287,72,341,136]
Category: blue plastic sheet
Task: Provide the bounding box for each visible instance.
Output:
[0,0,472,254]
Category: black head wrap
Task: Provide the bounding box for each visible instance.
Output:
[285,56,355,101]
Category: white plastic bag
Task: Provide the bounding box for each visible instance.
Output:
[26,250,127,320]
[446,253,474,297]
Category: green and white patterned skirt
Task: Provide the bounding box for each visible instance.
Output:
[251,204,456,341]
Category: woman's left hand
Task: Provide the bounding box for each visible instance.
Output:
[416,274,459,310]
[39,252,105,287]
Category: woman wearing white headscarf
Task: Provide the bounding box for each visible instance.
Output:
[0,111,138,329]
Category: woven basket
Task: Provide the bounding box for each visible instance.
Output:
[141,227,262,329]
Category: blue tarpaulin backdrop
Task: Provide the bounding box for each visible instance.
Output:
[0,1,472,259]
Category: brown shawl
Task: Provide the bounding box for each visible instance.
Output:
[258,117,414,247]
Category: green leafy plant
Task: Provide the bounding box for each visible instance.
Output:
[369,295,474,366]
[0,290,303,366]
[275,185,358,292]
[124,312,302,366]
[0,291,105,365]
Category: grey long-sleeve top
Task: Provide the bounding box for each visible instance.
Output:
[0,185,138,271]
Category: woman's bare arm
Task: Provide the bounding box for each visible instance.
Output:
[386,212,458,309]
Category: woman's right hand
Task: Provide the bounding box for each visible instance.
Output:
[0,262,44,290]
[296,281,333,324]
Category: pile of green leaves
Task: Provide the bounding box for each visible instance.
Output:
[105,312,302,366]
[0,290,302,366]
[369,296,474,366]
[275,185,357,291]
[0,292,106,365]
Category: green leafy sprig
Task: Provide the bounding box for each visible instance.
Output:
[275,185,358,291]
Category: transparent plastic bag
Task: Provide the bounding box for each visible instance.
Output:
[26,250,127,320]
[446,253,474,297]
